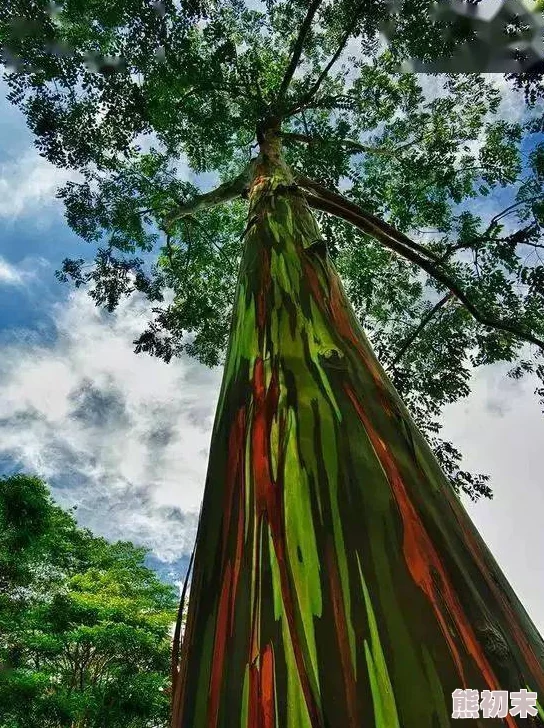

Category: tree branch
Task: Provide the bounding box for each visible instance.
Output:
[291,7,363,112]
[436,222,542,265]
[301,188,544,353]
[276,0,324,103]
[187,218,237,273]
[490,193,544,225]
[164,165,253,229]
[282,131,419,157]
[296,174,442,263]
[391,293,454,366]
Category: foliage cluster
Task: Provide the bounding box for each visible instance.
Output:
[0,474,177,728]
[2,1,544,500]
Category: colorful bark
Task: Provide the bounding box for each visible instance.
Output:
[171,138,544,727]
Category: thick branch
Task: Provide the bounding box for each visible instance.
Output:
[391,293,454,366]
[164,166,253,229]
[276,0,324,103]
[301,189,544,353]
[296,175,442,263]
[282,131,418,157]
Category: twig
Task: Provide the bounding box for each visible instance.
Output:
[391,293,454,366]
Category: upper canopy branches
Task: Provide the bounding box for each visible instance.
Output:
[3,0,544,498]
[159,163,544,357]
[1,0,512,171]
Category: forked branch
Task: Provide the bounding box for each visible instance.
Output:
[276,0,324,103]
[289,6,364,113]
[164,165,253,229]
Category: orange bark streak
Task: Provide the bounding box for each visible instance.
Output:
[261,643,276,728]
[444,488,544,693]
[302,258,393,415]
[208,560,233,728]
[345,384,517,728]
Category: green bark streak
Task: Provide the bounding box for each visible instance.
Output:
[171,145,544,727]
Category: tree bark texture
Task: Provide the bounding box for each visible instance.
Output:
[171,141,544,727]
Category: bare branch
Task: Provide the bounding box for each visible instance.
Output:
[301,188,544,353]
[391,293,454,366]
[436,222,542,265]
[490,193,544,226]
[164,165,253,229]
[276,0,324,103]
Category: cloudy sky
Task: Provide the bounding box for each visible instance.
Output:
[0,76,543,632]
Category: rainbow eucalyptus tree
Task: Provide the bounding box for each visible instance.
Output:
[2,1,544,725]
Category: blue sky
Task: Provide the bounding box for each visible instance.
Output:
[0,76,543,630]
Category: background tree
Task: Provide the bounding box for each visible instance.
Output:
[0,474,177,728]
[2,1,544,726]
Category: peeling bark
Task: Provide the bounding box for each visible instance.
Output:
[171,141,544,727]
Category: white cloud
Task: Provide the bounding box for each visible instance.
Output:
[1,284,542,634]
[442,364,544,634]
[0,255,51,287]
[0,289,221,562]
[0,256,24,285]
[0,149,78,220]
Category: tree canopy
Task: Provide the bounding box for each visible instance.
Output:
[2,0,544,501]
[0,474,177,728]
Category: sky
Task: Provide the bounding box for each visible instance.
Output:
[0,76,543,634]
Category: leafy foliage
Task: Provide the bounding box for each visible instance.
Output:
[2,1,544,500]
[0,474,177,728]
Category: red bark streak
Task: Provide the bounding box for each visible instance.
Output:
[179,410,246,726]
[344,384,517,728]
[325,541,360,727]
[208,560,233,728]
[231,476,246,635]
[249,515,264,668]
[248,661,262,728]
[247,643,276,728]
[250,357,323,727]
[261,643,276,728]
[223,408,246,561]
[224,408,247,635]
[443,488,544,692]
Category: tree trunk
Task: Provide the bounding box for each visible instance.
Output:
[171,134,544,727]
